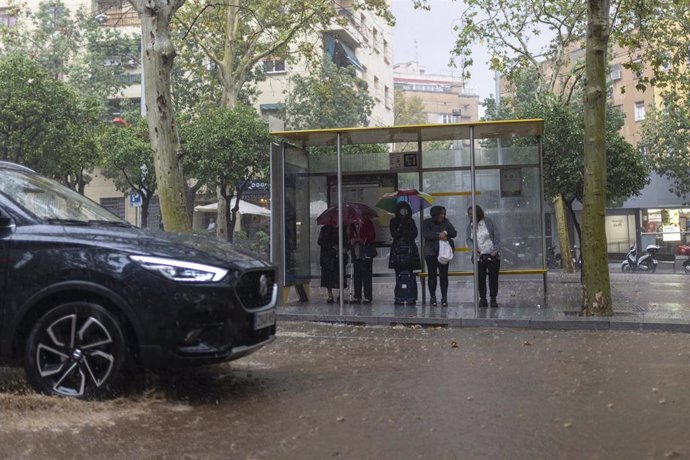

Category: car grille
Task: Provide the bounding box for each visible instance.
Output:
[235,269,275,310]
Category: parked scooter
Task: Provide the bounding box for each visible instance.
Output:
[674,244,690,274]
[621,243,661,273]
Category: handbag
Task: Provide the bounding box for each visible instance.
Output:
[438,240,454,264]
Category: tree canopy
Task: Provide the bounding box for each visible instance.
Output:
[0,52,103,192]
[181,105,272,241]
[286,60,375,130]
[100,116,157,227]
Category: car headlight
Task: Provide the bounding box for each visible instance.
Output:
[130,256,229,282]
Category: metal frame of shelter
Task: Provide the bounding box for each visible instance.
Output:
[270,119,546,311]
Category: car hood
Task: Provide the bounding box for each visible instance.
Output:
[14,224,272,270]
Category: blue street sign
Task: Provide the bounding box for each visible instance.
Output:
[130,193,142,207]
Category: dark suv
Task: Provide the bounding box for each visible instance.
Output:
[0,162,276,398]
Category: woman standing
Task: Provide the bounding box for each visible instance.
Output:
[348,219,377,304]
[389,201,421,304]
[318,224,347,303]
[422,206,457,306]
[465,205,501,308]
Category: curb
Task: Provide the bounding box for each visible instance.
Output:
[276,313,690,333]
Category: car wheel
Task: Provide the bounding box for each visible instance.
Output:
[25,302,127,398]
[684,261,690,274]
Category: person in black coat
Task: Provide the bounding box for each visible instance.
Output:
[389,201,421,272]
[422,206,457,306]
[318,224,347,303]
[389,201,421,305]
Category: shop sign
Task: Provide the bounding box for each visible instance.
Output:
[662,225,681,242]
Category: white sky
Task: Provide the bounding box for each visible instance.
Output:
[391,0,497,103]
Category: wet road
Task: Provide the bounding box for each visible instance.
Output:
[1,322,690,459]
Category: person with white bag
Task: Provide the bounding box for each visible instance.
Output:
[422,206,457,306]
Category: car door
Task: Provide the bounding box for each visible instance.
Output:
[0,205,13,336]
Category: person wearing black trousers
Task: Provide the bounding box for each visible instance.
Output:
[465,205,502,308]
[348,219,377,304]
[389,201,421,304]
[422,206,457,307]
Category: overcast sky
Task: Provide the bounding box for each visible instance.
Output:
[391,0,496,104]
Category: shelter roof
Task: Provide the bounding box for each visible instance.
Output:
[271,119,544,147]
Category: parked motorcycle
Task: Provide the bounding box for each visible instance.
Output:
[674,244,690,274]
[621,243,660,273]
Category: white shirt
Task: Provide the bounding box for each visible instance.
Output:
[476,220,494,254]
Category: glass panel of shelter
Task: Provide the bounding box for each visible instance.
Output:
[283,144,311,287]
[298,137,543,307]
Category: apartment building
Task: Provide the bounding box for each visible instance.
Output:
[392,61,479,124]
[255,1,395,127]
[503,41,689,260]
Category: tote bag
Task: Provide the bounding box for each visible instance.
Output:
[438,240,454,264]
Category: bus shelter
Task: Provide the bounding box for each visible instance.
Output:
[270,119,546,311]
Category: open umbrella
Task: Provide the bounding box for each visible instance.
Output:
[375,189,434,214]
[316,201,379,226]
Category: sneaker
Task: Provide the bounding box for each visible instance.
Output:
[429,297,437,306]
[348,298,361,304]
[326,296,334,304]
[479,298,488,308]
[441,298,448,307]
[490,298,498,308]
[362,299,372,304]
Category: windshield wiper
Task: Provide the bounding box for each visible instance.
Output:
[46,218,89,226]
[88,220,132,228]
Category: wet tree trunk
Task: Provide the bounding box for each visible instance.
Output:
[554,194,575,272]
[581,0,612,315]
[130,0,191,233]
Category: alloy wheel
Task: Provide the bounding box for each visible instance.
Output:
[26,303,126,398]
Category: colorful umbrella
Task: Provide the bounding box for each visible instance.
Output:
[316,201,379,226]
[375,189,434,214]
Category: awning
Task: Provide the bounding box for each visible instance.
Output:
[337,40,363,72]
[195,198,271,216]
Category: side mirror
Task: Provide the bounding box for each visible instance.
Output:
[0,216,15,230]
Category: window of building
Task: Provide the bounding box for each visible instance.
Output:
[383,39,389,62]
[360,14,368,41]
[610,64,622,81]
[372,27,379,53]
[384,86,390,108]
[632,59,643,79]
[438,113,453,124]
[262,59,286,74]
[0,7,17,27]
[634,101,646,121]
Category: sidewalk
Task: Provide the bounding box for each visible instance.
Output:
[278,267,690,332]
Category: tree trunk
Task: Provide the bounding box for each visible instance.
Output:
[140,195,150,228]
[216,186,229,240]
[554,194,575,273]
[581,0,612,316]
[137,2,191,233]
[185,181,203,226]
[220,1,240,110]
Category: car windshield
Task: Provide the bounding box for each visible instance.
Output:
[0,169,126,224]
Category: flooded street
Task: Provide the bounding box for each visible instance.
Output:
[2,322,690,459]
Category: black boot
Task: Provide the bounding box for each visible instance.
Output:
[490,297,498,308]
[479,298,488,308]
